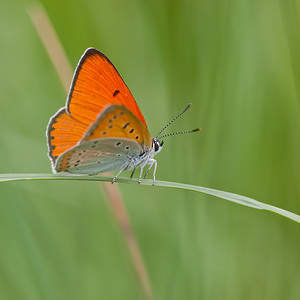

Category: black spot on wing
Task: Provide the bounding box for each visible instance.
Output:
[113,90,120,97]
[122,122,130,129]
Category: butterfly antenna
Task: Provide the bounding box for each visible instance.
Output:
[158,128,201,139]
[156,103,192,139]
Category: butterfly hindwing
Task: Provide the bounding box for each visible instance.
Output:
[55,138,142,174]
[47,108,89,164]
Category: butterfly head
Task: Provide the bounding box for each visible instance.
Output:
[152,138,164,154]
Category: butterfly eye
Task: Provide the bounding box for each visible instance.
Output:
[153,139,163,152]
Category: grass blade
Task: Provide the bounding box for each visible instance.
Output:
[0,173,299,224]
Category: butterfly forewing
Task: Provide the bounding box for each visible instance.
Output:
[67,48,147,128]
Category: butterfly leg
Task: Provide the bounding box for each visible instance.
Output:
[138,165,145,184]
[143,160,155,179]
[112,164,128,184]
[130,167,137,178]
[151,159,157,185]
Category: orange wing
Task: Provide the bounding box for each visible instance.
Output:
[82,105,152,149]
[47,108,88,163]
[66,48,147,128]
[47,48,148,165]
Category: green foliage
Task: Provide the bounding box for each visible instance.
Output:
[0,0,300,299]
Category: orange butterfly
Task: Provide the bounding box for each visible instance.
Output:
[47,48,199,184]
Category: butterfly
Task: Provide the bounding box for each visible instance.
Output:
[47,48,199,184]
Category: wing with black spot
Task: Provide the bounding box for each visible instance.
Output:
[55,138,142,174]
[66,48,148,128]
[82,104,152,149]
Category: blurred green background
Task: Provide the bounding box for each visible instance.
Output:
[1,0,300,299]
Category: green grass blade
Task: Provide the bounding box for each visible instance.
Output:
[0,173,299,224]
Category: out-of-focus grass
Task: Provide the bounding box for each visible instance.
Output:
[0,0,299,299]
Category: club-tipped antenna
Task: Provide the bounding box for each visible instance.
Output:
[158,128,201,139]
[156,103,192,139]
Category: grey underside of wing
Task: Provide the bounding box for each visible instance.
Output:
[56,138,143,175]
